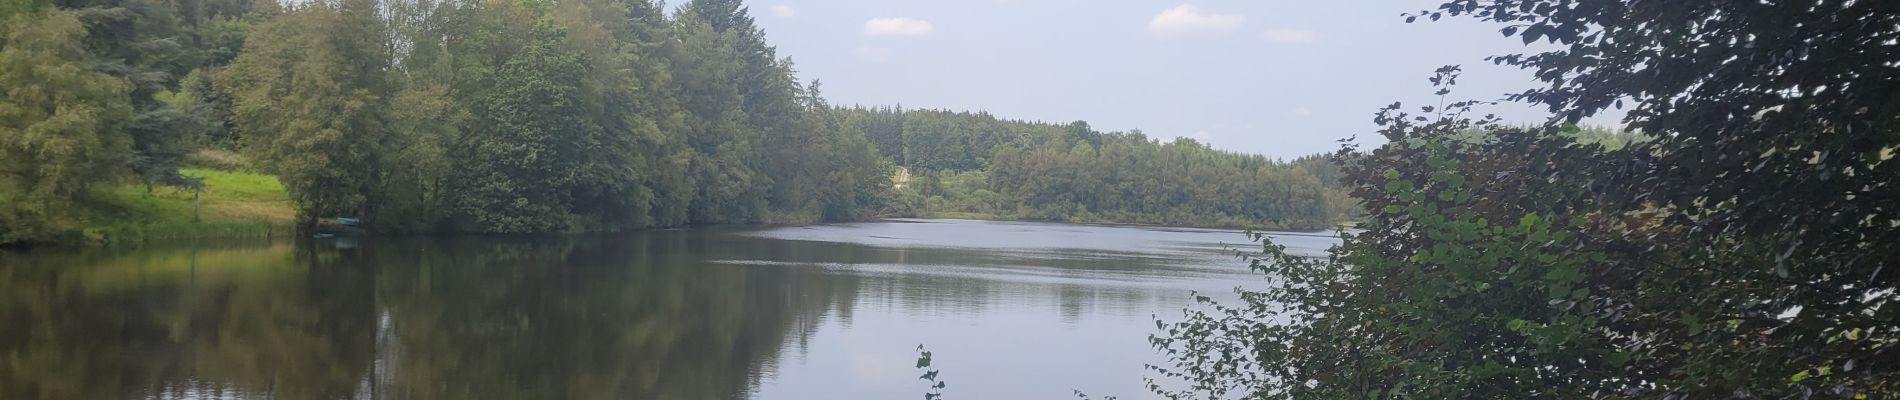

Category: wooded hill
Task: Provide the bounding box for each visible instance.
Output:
[842,107,1354,229]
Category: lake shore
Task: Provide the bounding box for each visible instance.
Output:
[908,209,1345,233]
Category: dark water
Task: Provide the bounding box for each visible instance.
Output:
[0,219,1339,400]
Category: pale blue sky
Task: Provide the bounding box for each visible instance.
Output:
[744,0,1612,158]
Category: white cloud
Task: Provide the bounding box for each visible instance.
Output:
[769,5,794,19]
[855,47,894,63]
[1291,107,1314,116]
[1261,28,1319,43]
[1168,131,1214,143]
[864,17,934,36]
[1149,4,1243,36]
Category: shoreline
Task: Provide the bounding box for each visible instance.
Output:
[902,211,1348,233]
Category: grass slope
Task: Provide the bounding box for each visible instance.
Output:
[81,168,296,243]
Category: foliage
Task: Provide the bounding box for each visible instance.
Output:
[1,3,291,246]
[0,0,47,20]
[1152,120,1632,397]
[193,0,900,233]
[447,25,598,232]
[0,10,134,245]
[48,0,220,193]
[218,0,390,225]
[183,148,248,171]
[668,5,769,224]
[1152,0,1900,395]
[990,132,1332,229]
[5,0,1345,243]
[916,344,947,400]
[846,105,907,163]
[844,107,1354,229]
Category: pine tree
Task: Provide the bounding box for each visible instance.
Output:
[671,8,767,223]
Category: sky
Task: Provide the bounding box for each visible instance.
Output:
[743,0,1617,159]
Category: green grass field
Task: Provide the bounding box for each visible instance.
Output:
[80,167,296,244]
[104,168,295,224]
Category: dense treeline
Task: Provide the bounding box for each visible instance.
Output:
[224,0,893,232]
[989,134,1330,229]
[4,0,1353,244]
[2,0,203,243]
[2,0,893,242]
[841,107,1354,229]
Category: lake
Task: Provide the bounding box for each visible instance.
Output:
[0,219,1340,400]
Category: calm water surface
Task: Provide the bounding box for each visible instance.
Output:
[0,219,1338,400]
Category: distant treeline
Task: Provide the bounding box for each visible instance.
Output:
[840,107,1357,229]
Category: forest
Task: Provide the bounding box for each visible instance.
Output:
[0,0,1350,245]
[843,107,1354,229]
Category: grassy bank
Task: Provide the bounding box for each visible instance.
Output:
[78,167,296,245]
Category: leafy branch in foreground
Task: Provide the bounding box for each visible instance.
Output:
[1148,0,1900,393]
[912,344,1122,400]
[917,344,946,400]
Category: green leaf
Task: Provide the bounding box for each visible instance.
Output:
[1606,351,1629,368]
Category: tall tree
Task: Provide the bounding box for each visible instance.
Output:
[448,27,597,233]
[219,0,392,225]
[0,10,134,243]
[842,105,906,163]
[53,0,212,191]
[670,8,767,223]
[548,0,671,230]
[683,0,815,214]
[609,0,696,227]
[798,82,891,220]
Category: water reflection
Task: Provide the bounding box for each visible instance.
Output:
[0,220,1333,399]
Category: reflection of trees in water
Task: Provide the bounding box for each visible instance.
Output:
[0,233,861,399]
[179,243,377,399]
[1,230,1177,400]
[368,234,861,399]
[694,233,1172,326]
[0,240,372,400]
[704,234,1167,327]
[771,244,1164,322]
